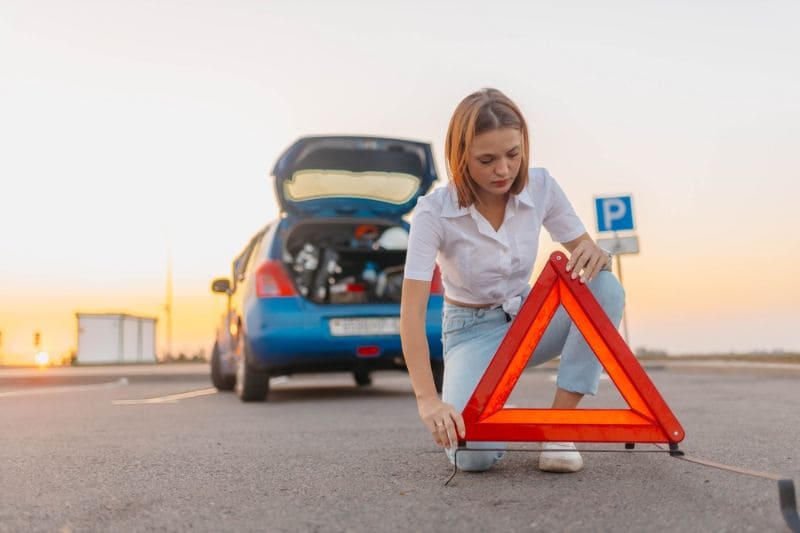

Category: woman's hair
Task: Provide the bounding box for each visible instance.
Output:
[444,88,530,208]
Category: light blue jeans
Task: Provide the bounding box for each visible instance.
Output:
[441,271,625,472]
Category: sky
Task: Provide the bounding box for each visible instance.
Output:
[1,0,799,364]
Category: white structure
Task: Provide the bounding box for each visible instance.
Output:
[76,313,158,364]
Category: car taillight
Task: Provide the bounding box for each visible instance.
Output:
[255,260,297,298]
[430,265,444,295]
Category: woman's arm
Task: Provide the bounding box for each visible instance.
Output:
[400,279,464,449]
[562,233,612,283]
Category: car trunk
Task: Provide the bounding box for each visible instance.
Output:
[282,219,407,305]
[272,136,437,218]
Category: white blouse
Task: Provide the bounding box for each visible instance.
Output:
[404,167,586,316]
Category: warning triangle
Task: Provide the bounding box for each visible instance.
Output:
[462,251,685,444]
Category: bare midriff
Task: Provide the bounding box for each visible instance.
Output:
[443,296,494,309]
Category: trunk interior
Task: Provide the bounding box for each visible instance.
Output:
[283,220,407,304]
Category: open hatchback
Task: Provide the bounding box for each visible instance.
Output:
[209,135,445,401]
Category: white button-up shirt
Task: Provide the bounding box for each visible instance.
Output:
[404,167,586,315]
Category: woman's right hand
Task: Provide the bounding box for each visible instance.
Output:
[417,396,465,449]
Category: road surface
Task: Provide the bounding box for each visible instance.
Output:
[1,361,797,532]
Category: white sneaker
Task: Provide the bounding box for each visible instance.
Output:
[538,442,584,473]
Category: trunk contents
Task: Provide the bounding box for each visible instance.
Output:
[284,222,408,304]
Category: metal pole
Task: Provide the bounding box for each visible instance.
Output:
[615,251,630,345]
[165,246,173,361]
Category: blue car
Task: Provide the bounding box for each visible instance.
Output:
[210,136,444,401]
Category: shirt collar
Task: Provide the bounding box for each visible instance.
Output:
[440,185,469,218]
[515,185,536,209]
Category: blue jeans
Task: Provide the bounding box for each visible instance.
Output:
[441,271,625,471]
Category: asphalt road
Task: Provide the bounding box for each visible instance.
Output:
[1,362,798,532]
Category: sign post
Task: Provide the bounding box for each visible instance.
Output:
[594,195,638,345]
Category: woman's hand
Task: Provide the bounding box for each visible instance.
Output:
[402,279,464,447]
[417,396,465,449]
[563,236,611,283]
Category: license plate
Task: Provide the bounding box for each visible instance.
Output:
[329,317,401,337]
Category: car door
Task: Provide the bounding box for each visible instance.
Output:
[223,229,267,357]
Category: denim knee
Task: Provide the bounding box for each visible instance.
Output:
[588,271,625,325]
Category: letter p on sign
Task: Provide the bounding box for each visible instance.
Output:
[595,196,634,232]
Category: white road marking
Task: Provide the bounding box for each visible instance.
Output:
[113,387,218,405]
[0,378,129,399]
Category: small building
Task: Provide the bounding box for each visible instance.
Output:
[76,313,158,364]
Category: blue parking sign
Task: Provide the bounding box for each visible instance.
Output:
[595,196,634,232]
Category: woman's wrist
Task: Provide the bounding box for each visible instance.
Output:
[415,389,440,404]
[600,248,613,271]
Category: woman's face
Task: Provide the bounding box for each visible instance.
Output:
[466,127,523,203]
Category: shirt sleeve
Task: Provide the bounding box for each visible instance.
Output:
[404,206,443,281]
[541,169,587,243]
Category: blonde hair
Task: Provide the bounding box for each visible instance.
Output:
[444,88,530,208]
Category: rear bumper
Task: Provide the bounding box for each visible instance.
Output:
[243,296,443,373]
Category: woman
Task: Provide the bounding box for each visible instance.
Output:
[400,88,625,473]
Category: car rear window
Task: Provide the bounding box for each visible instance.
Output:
[283,169,421,205]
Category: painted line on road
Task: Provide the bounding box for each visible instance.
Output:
[112,387,218,405]
[0,378,129,399]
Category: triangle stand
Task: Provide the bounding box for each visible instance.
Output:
[461,251,685,445]
[450,256,800,532]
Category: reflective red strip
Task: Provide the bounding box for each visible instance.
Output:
[356,346,381,357]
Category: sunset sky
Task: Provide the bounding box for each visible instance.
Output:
[2,1,799,365]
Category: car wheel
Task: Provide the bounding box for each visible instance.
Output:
[210,343,235,391]
[235,338,269,402]
[431,359,444,393]
[353,369,372,387]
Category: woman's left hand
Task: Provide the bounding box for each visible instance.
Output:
[564,237,611,284]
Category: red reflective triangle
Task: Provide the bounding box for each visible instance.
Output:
[462,251,685,444]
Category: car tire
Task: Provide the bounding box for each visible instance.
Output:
[235,338,269,402]
[353,369,372,387]
[210,343,235,391]
[431,359,444,393]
